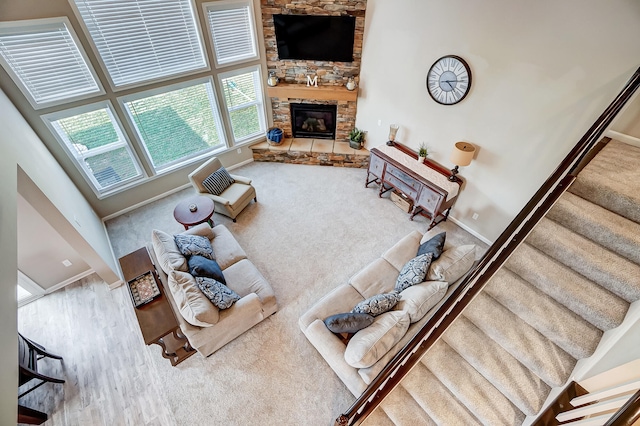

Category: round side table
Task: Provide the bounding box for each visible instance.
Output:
[173,196,215,230]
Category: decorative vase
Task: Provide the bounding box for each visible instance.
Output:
[346,77,356,91]
[267,71,279,87]
[418,156,426,163]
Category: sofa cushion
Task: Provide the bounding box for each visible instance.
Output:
[395,253,433,292]
[202,167,235,196]
[397,280,448,323]
[152,229,188,274]
[324,313,375,334]
[352,291,402,317]
[188,255,226,284]
[210,225,247,270]
[344,311,410,369]
[349,258,401,299]
[168,270,219,327]
[417,232,446,260]
[427,244,476,283]
[381,231,423,272]
[196,277,240,309]
[174,234,215,259]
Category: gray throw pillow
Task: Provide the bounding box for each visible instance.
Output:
[417,232,446,260]
[324,312,375,334]
[202,167,235,196]
[395,253,433,292]
[187,255,226,284]
[174,234,215,260]
[352,292,402,317]
[196,277,240,309]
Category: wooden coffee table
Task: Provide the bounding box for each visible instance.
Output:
[173,195,215,230]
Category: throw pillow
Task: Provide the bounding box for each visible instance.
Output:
[324,313,375,334]
[396,280,448,323]
[427,244,476,283]
[151,229,188,274]
[344,311,410,369]
[202,167,235,196]
[352,291,402,317]
[174,234,215,260]
[168,271,218,327]
[188,255,226,284]
[417,232,446,260]
[395,253,433,292]
[196,277,240,310]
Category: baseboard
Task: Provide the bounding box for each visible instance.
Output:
[605,130,640,148]
[101,182,193,222]
[108,280,124,290]
[449,216,493,245]
[227,158,254,170]
[45,269,95,294]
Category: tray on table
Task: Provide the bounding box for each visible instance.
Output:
[127,270,161,307]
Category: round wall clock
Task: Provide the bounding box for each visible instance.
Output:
[426,55,472,105]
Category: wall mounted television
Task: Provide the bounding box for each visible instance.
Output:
[273,14,356,62]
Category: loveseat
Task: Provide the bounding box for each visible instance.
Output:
[149,223,277,357]
[299,229,477,396]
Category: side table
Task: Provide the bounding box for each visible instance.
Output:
[119,247,195,366]
[173,195,215,230]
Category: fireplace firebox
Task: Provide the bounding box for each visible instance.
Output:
[290,103,337,139]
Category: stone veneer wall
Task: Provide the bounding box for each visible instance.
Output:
[260,0,366,142]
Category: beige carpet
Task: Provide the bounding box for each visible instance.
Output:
[102,161,487,426]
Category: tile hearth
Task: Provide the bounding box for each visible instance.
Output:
[251,138,370,168]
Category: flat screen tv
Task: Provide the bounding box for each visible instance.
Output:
[273,14,356,62]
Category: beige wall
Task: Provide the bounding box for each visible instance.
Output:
[357,0,640,241]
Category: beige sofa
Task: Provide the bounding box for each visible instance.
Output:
[149,223,277,357]
[299,229,477,396]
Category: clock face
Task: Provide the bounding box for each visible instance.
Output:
[426,55,472,105]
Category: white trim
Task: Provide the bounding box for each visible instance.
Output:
[605,130,640,148]
[108,280,124,290]
[17,270,45,308]
[45,269,95,294]
[449,216,492,245]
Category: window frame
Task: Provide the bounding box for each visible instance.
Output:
[118,76,229,175]
[68,0,210,91]
[0,17,105,110]
[203,0,260,69]
[218,65,267,144]
[41,100,146,198]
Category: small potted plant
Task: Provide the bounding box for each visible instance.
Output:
[418,142,428,163]
[349,127,365,150]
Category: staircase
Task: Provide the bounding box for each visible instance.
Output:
[368,139,640,425]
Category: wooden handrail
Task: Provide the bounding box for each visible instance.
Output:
[336,66,640,426]
[605,389,640,426]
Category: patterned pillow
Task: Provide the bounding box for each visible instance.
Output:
[202,167,235,196]
[324,312,375,334]
[417,232,446,260]
[352,291,402,317]
[174,234,215,260]
[196,277,240,309]
[395,253,433,292]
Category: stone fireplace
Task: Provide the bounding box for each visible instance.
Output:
[291,103,337,139]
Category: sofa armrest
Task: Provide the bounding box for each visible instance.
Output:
[381,230,422,271]
[299,284,364,331]
[230,174,252,185]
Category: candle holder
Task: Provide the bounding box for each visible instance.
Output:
[387,124,399,146]
[189,203,198,212]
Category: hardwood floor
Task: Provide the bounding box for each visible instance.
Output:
[18,274,176,426]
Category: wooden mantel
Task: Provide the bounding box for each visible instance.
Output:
[266,83,358,102]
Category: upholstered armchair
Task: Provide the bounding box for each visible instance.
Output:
[188,157,256,222]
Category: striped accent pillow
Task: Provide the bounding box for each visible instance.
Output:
[202,167,235,196]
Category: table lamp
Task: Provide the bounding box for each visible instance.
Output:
[386,124,399,146]
[449,142,475,181]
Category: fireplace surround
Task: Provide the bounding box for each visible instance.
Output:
[291,103,337,139]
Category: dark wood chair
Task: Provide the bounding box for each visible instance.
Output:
[18,333,65,398]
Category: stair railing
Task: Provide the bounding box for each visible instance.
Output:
[606,389,640,426]
[335,66,640,426]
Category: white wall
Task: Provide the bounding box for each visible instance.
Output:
[358,0,640,241]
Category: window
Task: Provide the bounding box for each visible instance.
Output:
[204,0,258,67]
[72,0,207,88]
[0,18,102,109]
[120,79,226,172]
[220,67,266,143]
[43,102,143,196]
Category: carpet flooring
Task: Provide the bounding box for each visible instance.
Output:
[18,161,487,425]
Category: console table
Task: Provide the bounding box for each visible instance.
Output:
[119,247,195,366]
[366,144,462,229]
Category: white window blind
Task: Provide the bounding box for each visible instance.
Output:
[220,67,265,142]
[205,0,258,67]
[73,0,207,87]
[0,19,101,108]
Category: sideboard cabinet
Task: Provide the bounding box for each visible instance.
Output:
[366,144,462,230]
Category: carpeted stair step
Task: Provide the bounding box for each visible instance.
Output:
[505,242,628,331]
[463,292,577,388]
[527,217,640,303]
[361,407,396,426]
[568,140,640,224]
[442,317,550,415]
[422,341,525,425]
[484,268,602,359]
[547,192,640,265]
[400,363,481,425]
[378,385,436,426]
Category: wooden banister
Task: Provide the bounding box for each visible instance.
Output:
[336,66,640,426]
[605,389,640,426]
